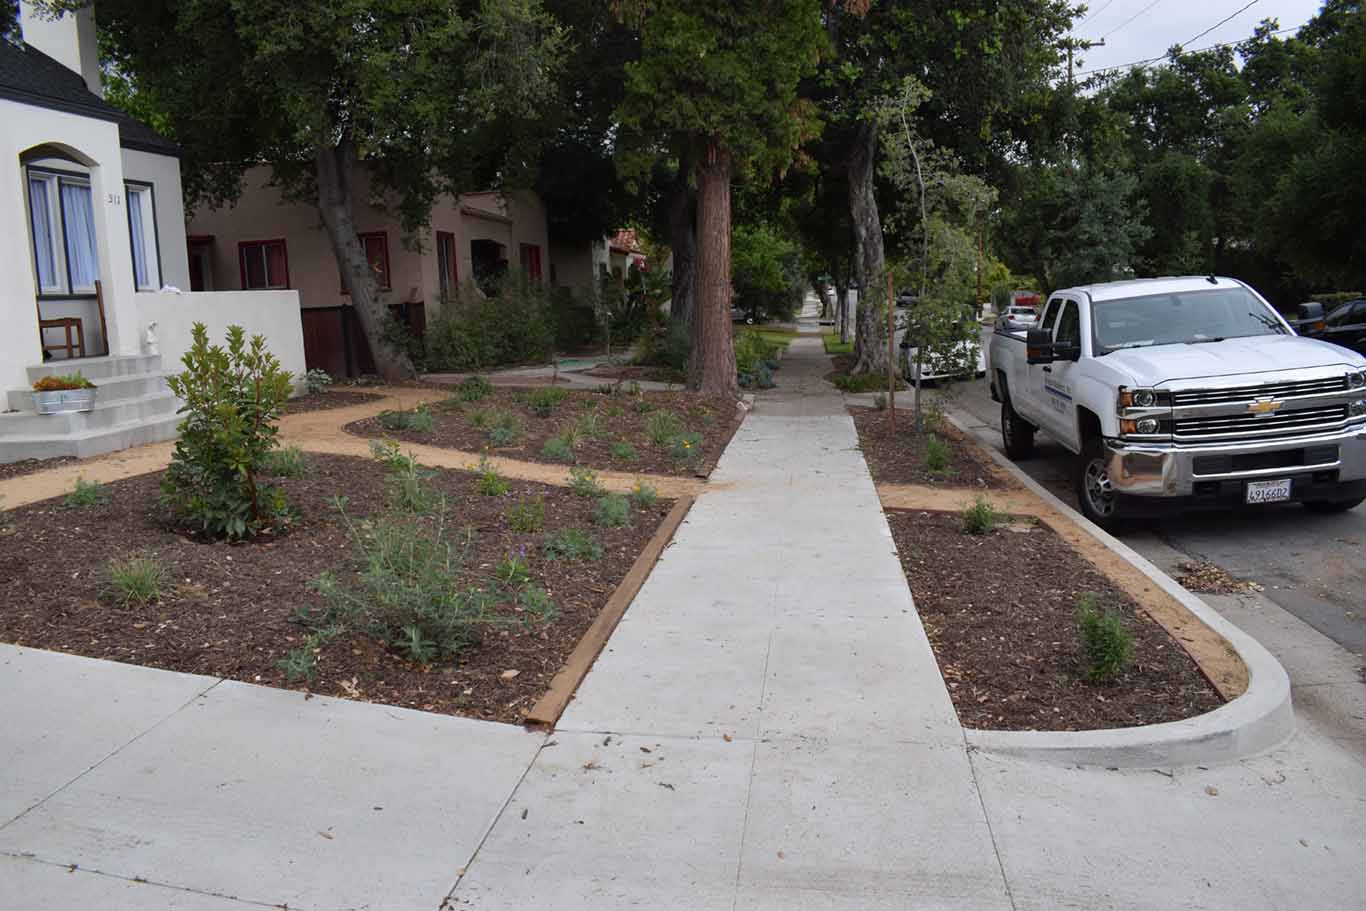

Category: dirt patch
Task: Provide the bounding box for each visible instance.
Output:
[0,456,80,482]
[1175,560,1264,595]
[345,387,742,478]
[0,454,673,725]
[888,509,1224,731]
[583,364,686,385]
[852,407,1015,489]
[283,390,384,415]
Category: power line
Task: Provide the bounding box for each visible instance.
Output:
[1076,21,1305,76]
[1079,0,1120,26]
[1179,0,1260,48]
[1101,0,1167,41]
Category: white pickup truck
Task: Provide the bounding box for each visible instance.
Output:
[987,276,1366,528]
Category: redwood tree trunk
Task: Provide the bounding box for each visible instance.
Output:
[689,140,738,397]
[847,121,887,375]
[315,134,416,382]
[668,158,697,327]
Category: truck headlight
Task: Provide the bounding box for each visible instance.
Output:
[1350,370,1366,389]
[1351,399,1366,417]
[1118,387,1169,410]
[1136,418,1160,434]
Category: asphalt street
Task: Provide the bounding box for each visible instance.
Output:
[954,328,1366,659]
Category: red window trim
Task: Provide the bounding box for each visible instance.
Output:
[519,242,542,283]
[237,238,290,290]
[341,231,392,293]
[437,230,458,297]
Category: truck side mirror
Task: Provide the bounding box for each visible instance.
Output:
[1026,327,1055,365]
[1297,301,1325,334]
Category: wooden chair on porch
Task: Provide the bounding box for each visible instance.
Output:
[35,280,108,362]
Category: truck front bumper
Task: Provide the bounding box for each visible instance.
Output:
[1104,424,1366,502]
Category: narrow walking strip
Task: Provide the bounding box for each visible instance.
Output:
[451,339,1015,908]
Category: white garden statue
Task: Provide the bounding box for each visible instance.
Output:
[142,321,159,357]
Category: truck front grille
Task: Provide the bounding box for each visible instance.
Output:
[1173,405,1349,442]
[1171,376,1348,406]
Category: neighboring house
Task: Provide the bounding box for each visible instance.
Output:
[186,170,552,378]
[547,229,648,293]
[1,2,305,464]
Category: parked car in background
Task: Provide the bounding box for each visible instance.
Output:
[1298,298,1366,356]
[997,306,1039,330]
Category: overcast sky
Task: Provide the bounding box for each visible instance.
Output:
[1070,0,1328,77]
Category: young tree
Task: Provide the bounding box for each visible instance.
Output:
[46,0,563,381]
[615,1,826,395]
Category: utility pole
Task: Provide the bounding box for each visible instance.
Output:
[1061,36,1105,85]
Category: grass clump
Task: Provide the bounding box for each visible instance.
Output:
[593,493,631,527]
[517,586,557,627]
[458,375,492,401]
[65,477,109,508]
[923,434,950,474]
[469,408,491,429]
[646,411,682,445]
[107,555,165,606]
[261,445,310,478]
[542,527,602,562]
[630,481,658,510]
[567,466,605,498]
[612,440,637,461]
[961,494,998,535]
[488,411,521,446]
[1078,593,1133,682]
[377,403,434,433]
[632,398,655,415]
[666,432,703,465]
[475,457,510,496]
[527,386,569,417]
[506,494,546,532]
[387,459,437,514]
[540,435,575,463]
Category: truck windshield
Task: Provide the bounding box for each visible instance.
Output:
[1091,287,1287,354]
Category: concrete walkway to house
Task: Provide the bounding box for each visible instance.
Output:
[3,337,1365,909]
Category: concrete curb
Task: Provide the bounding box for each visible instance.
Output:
[943,408,1295,769]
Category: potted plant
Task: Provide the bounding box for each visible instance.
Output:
[32,373,98,414]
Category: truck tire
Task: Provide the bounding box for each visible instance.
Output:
[1302,497,1365,514]
[1000,392,1035,460]
[1075,437,1122,529]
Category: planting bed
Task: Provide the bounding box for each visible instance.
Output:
[283,390,384,414]
[583,364,685,385]
[345,386,741,478]
[852,407,1014,489]
[0,456,79,482]
[887,509,1223,731]
[0,454,673,724]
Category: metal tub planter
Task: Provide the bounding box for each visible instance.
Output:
[31,374,98,414]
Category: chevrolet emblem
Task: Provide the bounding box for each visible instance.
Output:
[1248,398,1282,416]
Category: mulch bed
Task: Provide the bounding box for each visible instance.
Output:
[0,456,79,482]
[1175,560,1264,595]
[582,364,686,385]
[851,407,1013,489]
[0,454,672,724]
[345,387,742,478]
[283,390,384,414]
[888,510,1223,731]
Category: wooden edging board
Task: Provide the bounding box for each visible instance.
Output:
[524,493,697,729]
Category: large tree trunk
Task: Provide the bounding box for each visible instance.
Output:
[668,156,697,327]
[689,139,739,397]
[847,121,887,375]
[315,134,416,382]
[835,277,850,343]
[812,273,832,320]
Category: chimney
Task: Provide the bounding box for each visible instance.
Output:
[19,1,103,97]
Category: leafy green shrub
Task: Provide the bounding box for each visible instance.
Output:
[457,375,492,401]
[65,477,109,508]
[488,411,521,446]
[924,435,950,474]
[518,586,558,627]
[302,368,332,396]
[646,411,682,445]
[568,466,605,498]
[378,404,434,433]
[387,459,436,514]
[506,494,546,532]
[576,410,602,440]
[667,432,703,465]
[632,398,655,414]
[593,493,631,527]
[261,445,310,478]
[369,438,417,472]
[476,458,509,496]
[961,494,998,535]
[107,555,164,606]
[833,372,900,394]
[542,527,603,562]
[496,548,533,585]
[162,324,292,540]
[527,386,569,417]
[630,481,659,510]
[634,318,692,373]
[1078,593,1133,682]
[612,440,637,461]
[422,277,556,371]
[541,435,575,462]
[469,408,491,429]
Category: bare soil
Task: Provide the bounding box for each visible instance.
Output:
[0,454,672,724]
[0,456,80,482]
[283,391,384,414]
[887,510,1223,731]
[583,364,686,385]
[852,407,1014,489]
[345,387,742,478]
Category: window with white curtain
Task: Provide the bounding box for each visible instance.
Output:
[126,183,160,291]
[25,168,101,296]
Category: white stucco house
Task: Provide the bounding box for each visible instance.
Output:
[1,2,305,463]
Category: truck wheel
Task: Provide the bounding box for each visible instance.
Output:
[1302,497,1365,514]
[1000,396,1035,460]
[1075,437,1121,529]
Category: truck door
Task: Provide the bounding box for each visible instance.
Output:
[1024,296,1065,426]
[1036,299,1083,450]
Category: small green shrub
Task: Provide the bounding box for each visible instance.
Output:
[261,445,310,478]
[388,459,436,514]
[833,372,900,394]
[647,410,682,445]
[593,493,631,527]
[1078,593,1133,682]
[961,494,998,536]
[469,408,491,429]
[65,477,109,508]
[369,438,417,472]
[506,494,546,532]
[568,466,605,498]
[604,404,625,418]
[458,375,492,401]
[630,481,658,510]
[632,398,655,414]
[576,410,602,440]
[518,586,557,627]
[528,386,569,417]
[378,404,434,433]
[302,368,332,396]
[542,527,603,562]
[557,422,584,451]
[475,458,509,496]
[612,440,637,461]
[496,548,533,586]
[107,555,164,606]
[541,436,575,462]
[666,432,703,465]
[924,434,950,474]
[488,411,521,446]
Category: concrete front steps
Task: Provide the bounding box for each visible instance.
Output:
[0,355,181,464]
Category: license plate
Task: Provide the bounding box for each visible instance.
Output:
[1246,478,1292,504]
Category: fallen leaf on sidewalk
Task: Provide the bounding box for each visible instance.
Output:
[1205,786,1219,797]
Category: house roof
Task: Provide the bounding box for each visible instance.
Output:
[0,39,180,157]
